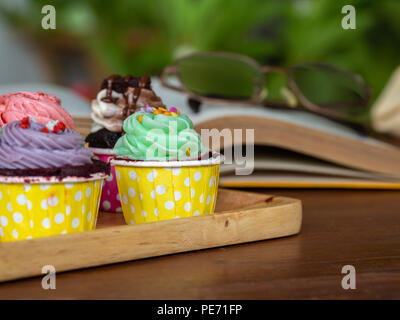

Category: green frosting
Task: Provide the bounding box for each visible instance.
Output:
[114,111,207,160]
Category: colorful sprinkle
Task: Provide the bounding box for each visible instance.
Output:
[186,148,191,156]
[53,121,66,133]
[153,109,162,115]
[138,115,143,123]
[169,107,179,114]
[19,117,30,129]
[40,127,50,133]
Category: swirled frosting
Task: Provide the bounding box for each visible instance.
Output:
[0,91,74,129]
[0,119,92,169]
[114,109,207,161]
[91,75,164,133]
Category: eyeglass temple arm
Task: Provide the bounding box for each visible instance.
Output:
[159,65,185,93]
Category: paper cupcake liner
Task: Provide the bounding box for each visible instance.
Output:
[111,153,222,225]
[91,148,121,213]
[0,176,105,242]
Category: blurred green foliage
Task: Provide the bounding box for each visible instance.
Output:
[1,0,399,109]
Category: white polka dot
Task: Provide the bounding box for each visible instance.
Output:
[102,201,111,210]
[105,174,113,182]
[152,169,158,178]
[184,177,190,187]
[7,202,12,212]
[30,220,34,228]
[13,212,23,223]
[130,220,134,225]
[174,191,182,201]
[206,195,211,204]
[142,210,147,218]
[23,184,30,192]
[147,171,155,182]
[0,191,2,199]
[172,168,181,176]
[26,235,33,240]
[184,202,191,212]
[156,185,166,195]
[26,200,32,210]
[65,183,74,189]
[0,216,8,227]
[0,227,3,237]
[12,229,18,239]
[48,196,58,207]
[174,216,180,219]
[128,188,136,197]
[165,168,171,171]
[116,207,122,212]
[72,218,80,228]
[17,194,27,205]
[40,184,51,190]
[66,205,71,215]
[40,199,48,210]
[116,193,121,201]
[140,193,143,200]
[130,205,135,213]
[191,188,195,197]
[61,230,67,235]
[86,187,92,197]
[199,194,204,203]
[75,191,82,201]
[194,171,202,181]
[165,201,175,210]
[209,176,214,187]
[87,211,92,222]
[54,213,64,224]
[122,195,128,204]
[82,205,86,213]
[129,170,137,180]
[150,190,156,199]
[42,218,51,229]
[116,170,121,180]
[193,210,200,216]
[154,208,159,216]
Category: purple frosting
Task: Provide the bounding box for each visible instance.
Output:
[0,119,93,169]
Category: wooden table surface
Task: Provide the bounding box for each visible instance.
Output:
[0,189,399,299]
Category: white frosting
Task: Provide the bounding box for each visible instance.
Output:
[91,89,124,132]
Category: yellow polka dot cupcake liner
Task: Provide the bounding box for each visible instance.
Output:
[0,175,105,242]
[111,154,222,224]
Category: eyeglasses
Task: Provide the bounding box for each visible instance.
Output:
[160,51,371,126]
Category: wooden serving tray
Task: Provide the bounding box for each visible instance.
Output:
[0,189,302,282]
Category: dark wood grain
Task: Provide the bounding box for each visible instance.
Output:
[0,189,399,299]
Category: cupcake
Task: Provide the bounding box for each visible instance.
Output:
[85,74,164,212]
[0,91,74,129]
[110,106,222,225]
[0,118,110,242]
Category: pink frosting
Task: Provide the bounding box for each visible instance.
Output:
[0,91,74,128]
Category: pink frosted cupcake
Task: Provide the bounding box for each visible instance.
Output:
[0,91,74,129]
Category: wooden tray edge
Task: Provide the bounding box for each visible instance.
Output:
[0,194,302,282]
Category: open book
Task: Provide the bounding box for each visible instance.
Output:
[22,79,399,189]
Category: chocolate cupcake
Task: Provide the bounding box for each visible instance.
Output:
[85,74,164,212]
